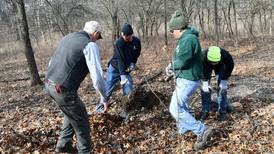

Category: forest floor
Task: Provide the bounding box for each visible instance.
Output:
[0,36,273,153]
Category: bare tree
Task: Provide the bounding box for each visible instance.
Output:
[270,3,273,35]
[98,0,120,45]
[232,0,239,41]
[197,0,207,39]
[181,0,195,19]
[214,0,219,45]
[44,0,90,36]
[164,0,168,45]
[14,0,42,86]
[2,0,274,52]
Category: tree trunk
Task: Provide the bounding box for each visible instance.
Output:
[16,0,42,86]
[155,19,161,36]
[193,13,198,31]
[259,11,263,33]
[137,12,145,40]
[227,0,234,37]
[219,16,223,39]
[270,7,273,35]
[197,0,207,39]
[222,7,230,38]
[121,9,129,22]
[15,18,22,40]
[44,0,68,36]
[144,11,149,42]
[263,8,267,34]
[214,0,219,45]
[112,8,119,44]
[137,12,144,39]
[8,1,22,41]
[181,0,186,14]
[36,8,45,43]
[232,0,238,40]
[45,7,53,45]
[207,4,211,36]
[150,20,154,37]
[248,12,256,38]
[164,0,167,45]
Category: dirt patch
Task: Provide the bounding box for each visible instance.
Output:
[118,86,166,112]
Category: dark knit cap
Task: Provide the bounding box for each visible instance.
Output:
[122,23,133,36]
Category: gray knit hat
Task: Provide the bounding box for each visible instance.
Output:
[168,10,188,30]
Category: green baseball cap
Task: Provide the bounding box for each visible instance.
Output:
[207,46,221,62]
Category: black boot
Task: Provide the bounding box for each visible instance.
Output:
[55,142,77,154]
[218,112,227,121]
[200,111,209,121]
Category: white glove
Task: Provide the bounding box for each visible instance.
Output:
[120,75,128,85]
[48,57,52,67]
[165,63,174,76]
[126,63,135,72]
[201,81,211,93]
[95,97,108,113]
[219,80,228,90]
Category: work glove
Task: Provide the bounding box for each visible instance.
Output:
[219,80,228,90]
[120,75,128,85]
[126,63,135,73]
[48,57,52,67]
[201,81,211,93]
[95,97,109,113]
[165,63,174,77]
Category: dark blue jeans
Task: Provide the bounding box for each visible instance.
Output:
[201,75,228,114]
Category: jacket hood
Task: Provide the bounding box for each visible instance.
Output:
[182,26,199,37]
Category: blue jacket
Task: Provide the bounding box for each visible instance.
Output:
[109,36,141,75]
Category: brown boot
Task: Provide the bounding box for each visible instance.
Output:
[193,127,213,150]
